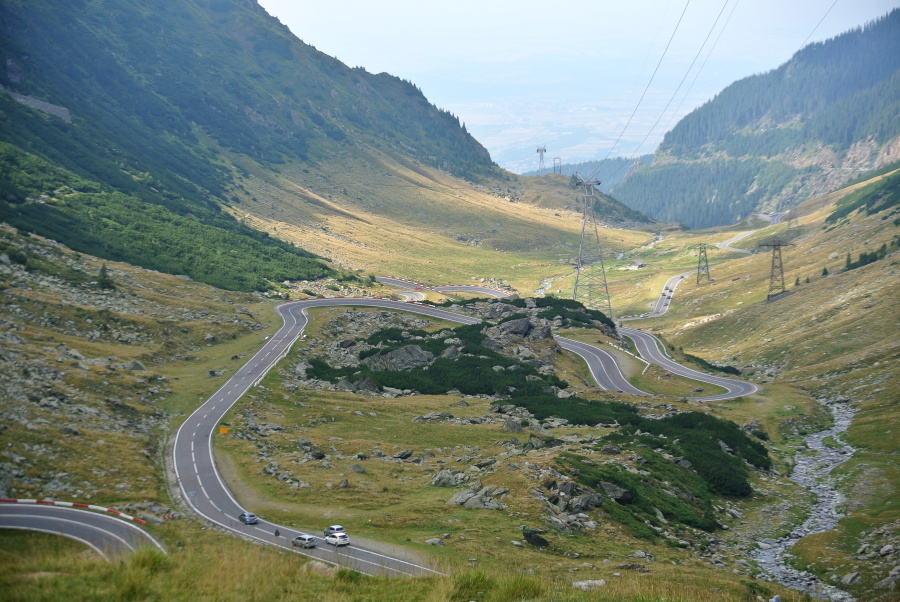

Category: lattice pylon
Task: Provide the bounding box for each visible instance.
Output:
[696,243,711,284]
[786,209,799,229]
[769,245,785,297]
[572,178,613,318]
[757,241,793,300]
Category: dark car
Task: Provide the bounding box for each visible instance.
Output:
[238,512,258,525]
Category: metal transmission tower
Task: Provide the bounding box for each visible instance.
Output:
[536,146,547,172]
[572,175,613,318]
[696,243,711,284]
[552,157,562,174]
[757,241,794,301]
[785,209,799,229]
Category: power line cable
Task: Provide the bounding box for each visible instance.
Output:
[626,0,733,159]
[606,0,841,189]
[586,0,692,181]
[658,0,741,138]
[599,0,733,184]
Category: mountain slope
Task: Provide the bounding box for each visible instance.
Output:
[613,9,900,228]
[0,0,499,290]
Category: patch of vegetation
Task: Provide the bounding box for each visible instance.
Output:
[0,144,330,291]
[842,236,900,271]
[561,446,720,540]
[682,352,742,375]
[308,320,568,397]
[507,296,615,329]
[826,170,900,225]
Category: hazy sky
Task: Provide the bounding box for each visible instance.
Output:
[259,0,898,172]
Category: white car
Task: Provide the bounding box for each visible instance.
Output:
[325,533,350,546]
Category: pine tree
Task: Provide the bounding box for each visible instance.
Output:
[97,263,116,289]
[794,276,800,286]
[821,266,829,277]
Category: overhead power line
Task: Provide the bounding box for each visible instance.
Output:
[587,0,692,181]
[626,0,733,159]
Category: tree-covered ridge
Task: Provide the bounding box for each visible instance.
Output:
[0,144,330,292]
[613,158,815,227]
[659,9,900,157]
[613,9,900,228]
[0,0,498,289]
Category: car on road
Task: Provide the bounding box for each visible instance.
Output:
[325,533,350,546]
[292,535,317,548]
[238,512,258,525]
[323,525,345,536]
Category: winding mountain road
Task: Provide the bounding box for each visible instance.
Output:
[14,271,759,572]
[0,503,165,559]
[618,327,758,400]
[173,298,481,577]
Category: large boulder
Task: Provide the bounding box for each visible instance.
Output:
[431,469,469,487]
[353,377,380,393]
[498,317,532,337]
[527,325,553,340]
[446,489,477,505]
[523,528,549,547]
[363,345,433,371]
[600,481,634,504]
[568,492,603,513]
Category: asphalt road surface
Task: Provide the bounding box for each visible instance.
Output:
[172,298,485,576]
[554,336,647,395]
[619,326,759,401]
[0,504,165,559]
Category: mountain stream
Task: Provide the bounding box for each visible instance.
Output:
[752,400,857,601]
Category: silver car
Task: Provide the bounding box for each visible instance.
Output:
[323,524,345,536]
[292,535,317,548]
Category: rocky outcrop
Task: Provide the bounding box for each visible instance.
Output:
[362,344,433,371]
[445,485,508,510]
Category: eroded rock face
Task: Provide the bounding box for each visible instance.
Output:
[362,345,433,371]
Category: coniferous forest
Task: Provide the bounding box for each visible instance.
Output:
[613,9,900,228]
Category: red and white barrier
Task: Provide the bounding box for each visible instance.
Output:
[0,498,147,525]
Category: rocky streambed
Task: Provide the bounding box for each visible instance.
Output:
[752,400,857,601]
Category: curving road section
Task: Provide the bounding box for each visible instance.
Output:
[555,337,646,395]
[0,504,164,559]
[716,231,755,254]
[619,326,758,401]
[172,298,481,577]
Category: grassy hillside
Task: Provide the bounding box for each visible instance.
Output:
[0,0,651,294]
[584,171,899,597]
[217,148,653,294]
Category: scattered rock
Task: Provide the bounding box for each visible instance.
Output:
[572,579,606,591]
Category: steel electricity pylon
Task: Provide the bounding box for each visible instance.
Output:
[536,146,547,172]
[785,209,799,230]
[757,241,794,301]
[572,174,613,318]
[696,242,711,284]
